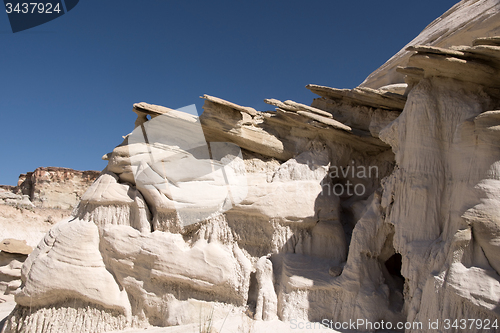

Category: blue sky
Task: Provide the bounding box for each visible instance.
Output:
[0,0,457,185]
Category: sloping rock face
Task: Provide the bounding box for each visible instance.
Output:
[4,3,500,333]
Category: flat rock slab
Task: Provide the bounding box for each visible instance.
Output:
[133,102,174,116]
[406,45,466,58]
[0,239,32,255]
[264,98,334,118]
[473,36,500,47]
[265,98,351,131]
[306,84,406,111]
[202,94,258,116]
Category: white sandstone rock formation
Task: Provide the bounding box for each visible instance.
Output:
[2,91,395,332]
[1,93,397,332]
[4,2,500,333]
[378,38,500,331]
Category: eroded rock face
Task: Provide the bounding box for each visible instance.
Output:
[0,239,32,296]
[4,2,500,333]
[17,167,100,210]
[379,39,500,331]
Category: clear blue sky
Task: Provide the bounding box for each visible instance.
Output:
[0,0,458,185]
